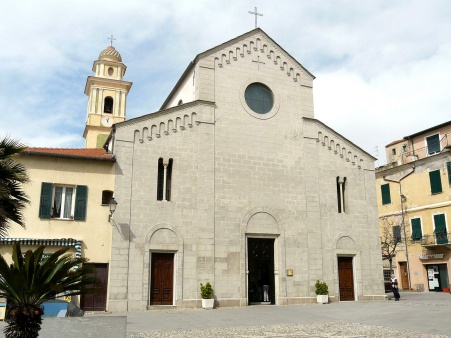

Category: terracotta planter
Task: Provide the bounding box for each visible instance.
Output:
[202,298,214,309]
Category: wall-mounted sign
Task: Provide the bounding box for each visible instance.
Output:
[287,269,293,276]
[419,253,444,260]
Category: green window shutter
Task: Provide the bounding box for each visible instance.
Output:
[433,214,447,244]
[39,182,53,218]
[433,214,446,233]
[447,162,451,185]
[429,170,442,194]
[74,185,88,221]
[381,184,391,205]
[411,218,422,240]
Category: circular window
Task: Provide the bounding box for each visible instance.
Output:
[108,67,114,76]
[244,83,273,114]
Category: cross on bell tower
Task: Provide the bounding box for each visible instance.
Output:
[107,34,116,47]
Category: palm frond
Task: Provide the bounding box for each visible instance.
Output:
[0,243,99,305]
[0,135,30,237]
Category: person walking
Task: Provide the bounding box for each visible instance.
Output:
[391,274,400,301]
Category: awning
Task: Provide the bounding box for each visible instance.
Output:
[0,238,82,259]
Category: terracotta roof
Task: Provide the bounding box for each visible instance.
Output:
[385,139,406,147]
[23,147,115,161]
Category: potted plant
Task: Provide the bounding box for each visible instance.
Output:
[315,280,328,304]
[200,282,214,309]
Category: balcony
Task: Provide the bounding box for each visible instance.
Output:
[420,232,451,248]
[399,133,451,165]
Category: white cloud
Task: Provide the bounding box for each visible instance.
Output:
[0,0,450,166]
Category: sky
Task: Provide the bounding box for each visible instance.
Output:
[1,1,450,166]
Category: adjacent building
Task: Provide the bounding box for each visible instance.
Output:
[376,121,451,292]
[0,45,132,311]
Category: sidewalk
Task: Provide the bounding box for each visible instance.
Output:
[0,292,450,337]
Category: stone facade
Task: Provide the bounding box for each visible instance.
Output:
[107,28,385,311]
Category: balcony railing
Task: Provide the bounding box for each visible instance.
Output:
[398,133,451,164]
[420,232,450,246]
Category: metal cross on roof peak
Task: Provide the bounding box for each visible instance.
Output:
[248,7,263,29]
[107,35,116,47]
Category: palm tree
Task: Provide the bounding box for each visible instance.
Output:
[0,136,30,238]
[0,243,99,338]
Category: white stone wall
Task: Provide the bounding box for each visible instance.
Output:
[108,30,385,311]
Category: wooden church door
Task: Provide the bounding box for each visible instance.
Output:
[338,257,355,301]
[150,253,174,305]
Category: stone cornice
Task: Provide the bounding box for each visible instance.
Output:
[303,117,376,169]
[116,100,215,144]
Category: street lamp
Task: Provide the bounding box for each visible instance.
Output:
[400,193,411,290]
[109,197,118,222]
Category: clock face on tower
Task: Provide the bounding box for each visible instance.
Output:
[101,116,113,127]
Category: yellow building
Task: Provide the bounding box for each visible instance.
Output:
[376,121,451,292]
[0,45,131,311]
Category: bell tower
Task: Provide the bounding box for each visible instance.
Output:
[83,44,132,148]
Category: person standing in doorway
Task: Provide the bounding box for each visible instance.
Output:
[391,274,400,301]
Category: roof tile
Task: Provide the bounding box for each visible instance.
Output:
[24,147,114,161]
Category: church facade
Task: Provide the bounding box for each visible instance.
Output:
[107,29,385,311]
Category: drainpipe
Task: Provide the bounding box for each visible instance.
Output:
[406,136,415,158]
[383,165,415,290]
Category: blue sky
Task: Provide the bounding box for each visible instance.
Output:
[1,0,450,165]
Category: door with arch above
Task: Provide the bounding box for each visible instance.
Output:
[338,257,355,301]
[150,253,174,305]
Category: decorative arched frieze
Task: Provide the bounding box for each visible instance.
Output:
[134,130,142,143]
[241,44,248,57]
[142,127,149,141]
[133,111,199,144]
[214,56,222,68]
[281,61,287,71]
[341,147,346,158]
[302,118,372,170]
[317,131,323,143]
[255,38,261,51]
[268,50,274,59]
[228,51,233,64]
[249,40,255,52]
[150,125,157,140]
[234,47,240,61]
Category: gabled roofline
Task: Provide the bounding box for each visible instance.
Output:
[403,120,451,139]
[160,28,315,111]
[160,61,195,110]
[303,117,377,161]
[118,99,215,128]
